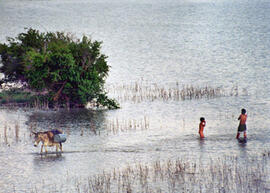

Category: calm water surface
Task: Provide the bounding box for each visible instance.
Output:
[0,0,270,192]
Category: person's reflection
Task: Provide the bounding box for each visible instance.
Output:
[199,138,205,150]
[198,137,206,162]
[238,139,247,159]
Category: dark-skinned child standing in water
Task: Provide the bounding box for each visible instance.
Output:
[236,108,247,139]
[199,117,206,138]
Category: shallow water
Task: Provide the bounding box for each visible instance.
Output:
[0,0,270,192]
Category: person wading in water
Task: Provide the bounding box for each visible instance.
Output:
[236,108,247,139]
[199,117,206,139]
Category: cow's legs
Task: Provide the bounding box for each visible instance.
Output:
[44,144,48,153]
[60,143,63,152]
[56,144,59,152]
[40,144,43,153]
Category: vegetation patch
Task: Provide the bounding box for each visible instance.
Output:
[0,89,33,105]
[0,28,119,109]
[23,155,270,193]
[106,82,241,103]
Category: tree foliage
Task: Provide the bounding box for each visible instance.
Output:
[0,28,119,109]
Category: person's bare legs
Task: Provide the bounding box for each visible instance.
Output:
[244,132,247,139]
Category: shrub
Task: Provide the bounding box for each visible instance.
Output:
[0,28,119,109]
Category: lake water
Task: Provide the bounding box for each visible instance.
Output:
[0,0,270,192]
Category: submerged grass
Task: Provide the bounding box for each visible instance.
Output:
[105,116,150,134]
[0,116,150,145]
[106,82,242,103]
[0,82,243,108]
[25,155,270,193]
[0,122,21,145]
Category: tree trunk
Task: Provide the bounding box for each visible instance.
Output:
[53,80,67,102]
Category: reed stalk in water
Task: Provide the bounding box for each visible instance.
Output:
[106,82,241,103]
[4,124,8,144]
[105,117,150,134]
[22,154,270,193]
[15,122,19,141]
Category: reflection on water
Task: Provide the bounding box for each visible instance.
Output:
[27,108,106,132]
[33,154,65,165]
[198,138,205,149]
[237,138,248,159]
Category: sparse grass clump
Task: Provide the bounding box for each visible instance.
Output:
[0,122,25,145]
[26,155,270,193]
[105,116,149,134]
[77,156,270,193]
[106,82,240,103]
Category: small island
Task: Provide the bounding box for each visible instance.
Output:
[0,28,119,110]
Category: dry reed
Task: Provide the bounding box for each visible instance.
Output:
[25,155,270,193]
[4,123,8,144]
[106,82,241,103]
[105,116,150,134]
[15,122,19,141]
[85,156,269,193]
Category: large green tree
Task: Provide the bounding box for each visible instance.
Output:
[0,28,119,109]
